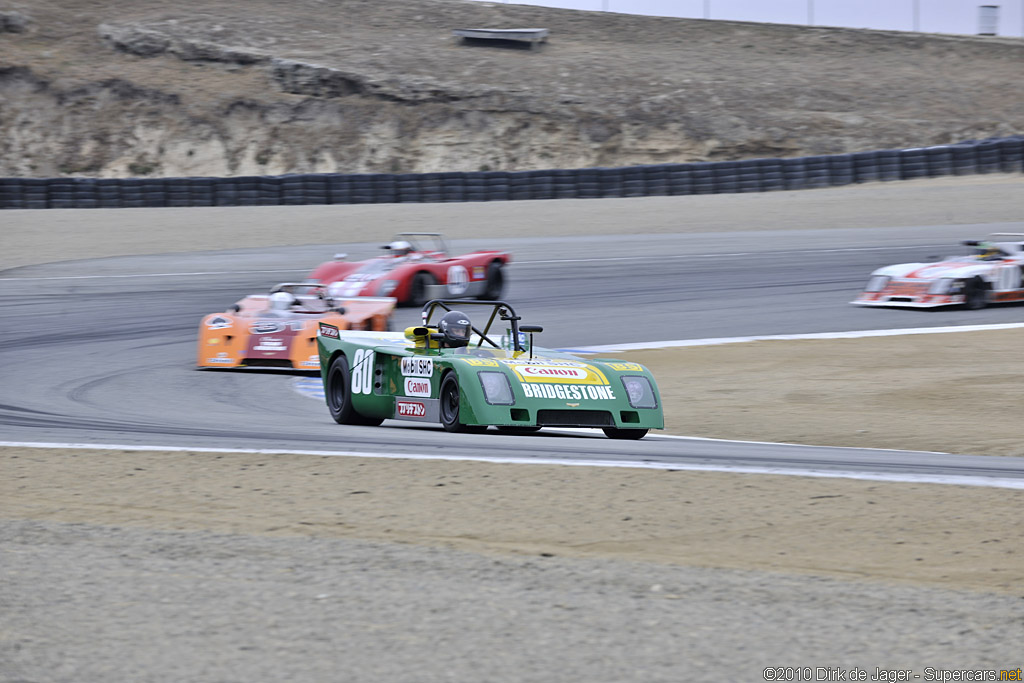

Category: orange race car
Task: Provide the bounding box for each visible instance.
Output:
[197,283,395,370]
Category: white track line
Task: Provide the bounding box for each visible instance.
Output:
[564,322,1024,353]
[0,269,306,282]
[517,244,948,265]
[1,441,1021,489]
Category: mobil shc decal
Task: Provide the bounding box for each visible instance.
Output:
[401,357,433,377]
[500,359,610,386]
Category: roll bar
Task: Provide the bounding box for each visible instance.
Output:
[421,299,525,351]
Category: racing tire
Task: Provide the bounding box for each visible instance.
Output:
[496,426,541,434]
[963,278,988,310]
[439,373,486,433]
[602,427,648,440]
[407,271,436,308]
[326,354,385,426]
[478,261,505,300]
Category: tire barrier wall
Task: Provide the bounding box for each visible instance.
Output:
[2,136,1021,209]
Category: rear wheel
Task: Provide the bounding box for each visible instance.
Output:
[478,261,505,300]
[326,354,384,426]
[440,373,486,433]
[603,427,648,440]
[407,272,435,307]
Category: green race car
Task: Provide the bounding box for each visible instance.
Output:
[317,300,663,439]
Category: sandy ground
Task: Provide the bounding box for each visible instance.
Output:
[3,448,1022,596]
[2,175,1024,596]
[627,328,1024,457]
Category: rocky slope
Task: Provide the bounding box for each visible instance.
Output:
[1,0,1022,178]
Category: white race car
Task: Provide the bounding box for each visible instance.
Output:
[852,233,1024,309]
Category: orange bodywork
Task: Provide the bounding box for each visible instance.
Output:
[197,294,395,369]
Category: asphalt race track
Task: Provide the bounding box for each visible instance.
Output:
[3,219,1024,484]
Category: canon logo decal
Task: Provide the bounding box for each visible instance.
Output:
[519,366,589,380]
[404,378,431,397]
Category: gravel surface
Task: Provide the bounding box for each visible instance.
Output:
[3,519,1022,683]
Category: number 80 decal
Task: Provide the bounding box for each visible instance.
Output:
[350,349,375,395]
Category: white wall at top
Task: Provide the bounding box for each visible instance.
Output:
[475,0,1024,37]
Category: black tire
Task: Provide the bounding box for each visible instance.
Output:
[478,261,505,300]
[602,427,648,440]
[496,426,541,434]
[963,278,988,310]
[407,271,435,307]
[439,373,486,433]
[325,354,384,426]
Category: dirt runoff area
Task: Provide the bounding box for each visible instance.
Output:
[628,327,1024,458]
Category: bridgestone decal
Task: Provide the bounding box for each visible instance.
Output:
[522,384,616,400]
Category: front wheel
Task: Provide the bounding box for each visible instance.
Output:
[603,427,648,440]
[439,373,486,433]
[963,278,988,310]
[407,272,435,307]
[326,354,384,426]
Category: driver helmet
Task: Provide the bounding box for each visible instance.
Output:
[384,240,413,257]
[326,282,347,300]
[980,245,1003,260]
[269,291,296,310]
[438,311,472,348]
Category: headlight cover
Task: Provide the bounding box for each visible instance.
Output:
[478,371,514,405]
[928,278,955,295]
[865,275,891,292]
[620,376,658,409]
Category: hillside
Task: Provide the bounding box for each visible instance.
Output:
[1,0,1022,178]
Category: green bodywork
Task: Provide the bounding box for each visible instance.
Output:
[317,300,664,436]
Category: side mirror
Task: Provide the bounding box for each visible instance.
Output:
[519,325,543,358]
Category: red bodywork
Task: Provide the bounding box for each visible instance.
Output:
[307,233,511,305]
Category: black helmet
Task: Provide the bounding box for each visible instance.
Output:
[438,311,471,348]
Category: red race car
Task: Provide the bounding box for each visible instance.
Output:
[307,232,510,306]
